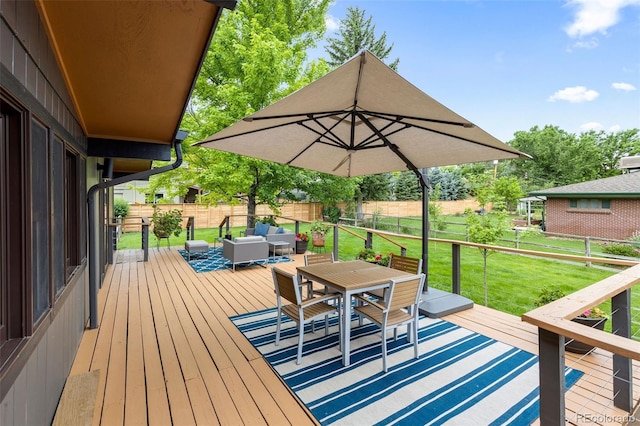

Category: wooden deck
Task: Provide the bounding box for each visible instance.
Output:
[64,247,639,425]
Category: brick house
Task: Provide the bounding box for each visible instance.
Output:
[530,172,640,240]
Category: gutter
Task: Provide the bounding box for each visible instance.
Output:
[86,132,186,329]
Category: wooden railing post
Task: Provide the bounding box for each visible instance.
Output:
[538,328,566,425]
[186,216,195,240]
[612,289,633,412]
[365,231,373,249]
[585,236,591,267]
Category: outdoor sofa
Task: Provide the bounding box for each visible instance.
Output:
[222,236,269,271]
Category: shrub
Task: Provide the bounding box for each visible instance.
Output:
[114,198,130,218]
[322,206,342,223]
[534,287,566,307]
[600,242,640,258]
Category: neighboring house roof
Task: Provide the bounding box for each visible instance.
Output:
[530,172,640,198]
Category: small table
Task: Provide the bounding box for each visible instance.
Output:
[268,241,290,259]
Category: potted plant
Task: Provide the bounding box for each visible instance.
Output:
[356,249,391,266]
[310,221,331,247]
[151,205,183,246]
[534,287,608,354]
[295,232,309,254]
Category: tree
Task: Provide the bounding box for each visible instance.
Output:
[393,171,422,201]
[428,167,469,200]
[147,0,333,228]
[509,126,639,193]
[493,176,523,213]
[325,6,399,69]
[465,206,509,306]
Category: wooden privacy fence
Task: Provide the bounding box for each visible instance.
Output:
[118,200,480,233]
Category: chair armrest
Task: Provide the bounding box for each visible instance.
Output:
[354,294,387,311]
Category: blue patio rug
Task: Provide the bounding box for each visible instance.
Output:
[230,308,583,425]
[178,246,293,273]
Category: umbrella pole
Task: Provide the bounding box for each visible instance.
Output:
[420,171,429,286]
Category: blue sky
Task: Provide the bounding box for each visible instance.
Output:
[312,0,640,142]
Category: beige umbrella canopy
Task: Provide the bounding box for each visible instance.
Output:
[196,50,529,177]
[196,50,529,274]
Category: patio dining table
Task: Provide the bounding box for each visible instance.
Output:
[296,260,413,367]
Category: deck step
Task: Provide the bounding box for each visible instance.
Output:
[52,370,99,426]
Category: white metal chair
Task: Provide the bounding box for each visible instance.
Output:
[354,273,426,372]
[272,267,341,364]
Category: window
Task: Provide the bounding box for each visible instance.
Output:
[1,95,27,349]
[568,198,611,209]
[31,119,51,323]
[65,149,81,278]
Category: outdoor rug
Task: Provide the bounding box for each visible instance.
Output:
[178,246,293,273]
[230,308,583,425]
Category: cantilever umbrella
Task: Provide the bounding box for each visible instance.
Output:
[196,50,529,275]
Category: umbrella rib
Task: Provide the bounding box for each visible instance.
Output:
[364,110,473,128]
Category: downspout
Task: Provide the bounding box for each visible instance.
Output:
[86,133,185,329]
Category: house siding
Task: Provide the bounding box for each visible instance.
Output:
[545,198,640,240]
[1,1,90,424]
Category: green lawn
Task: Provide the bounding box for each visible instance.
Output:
[117,221,638,326]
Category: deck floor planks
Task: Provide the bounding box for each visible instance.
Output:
[146,256,196,425]
[89,263,123,426]
[148,252,218,424]
[137,261,172,425]
[61,246,635,426]
[122,262,146,426]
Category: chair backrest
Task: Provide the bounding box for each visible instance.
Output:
[387,274,426,312]
[304,252,334,266]
[389,254,423,274]
[272,268,302,305]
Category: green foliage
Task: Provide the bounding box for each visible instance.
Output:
[113,198,130,218]
[393,171,421,200]
[429,167,469,200]
[600,242,640,258]
[148,0,333,218]
[324,6,399,69]
[428,184,447,232]
[356,173,392,201]
[310,220,331,235]
[151,206,183,238]
[322,206,342,223]
[258,216,278,226]
[493,176,524,212]
[534,287,566,307]
[509,126,639,192]
[356,248,391,266]
[465,208,508,246]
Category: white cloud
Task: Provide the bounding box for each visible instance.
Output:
[564,0,640,38]
[609,124,622,132]
[325,15,340,32]
[579,122,603,131]
[547,86,600,103]
[612,82,637,91]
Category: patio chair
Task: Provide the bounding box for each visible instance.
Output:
[302,253,336,297]
[272,267,342,364]
[354,273,426,372]
[367,254,423,300]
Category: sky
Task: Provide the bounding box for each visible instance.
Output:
[311,0,640,142]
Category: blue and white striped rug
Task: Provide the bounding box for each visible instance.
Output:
[177,247,293,273]
[231,308,583,425]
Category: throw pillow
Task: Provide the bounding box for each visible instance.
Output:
[275,227,285,234]
[255,222,270,236]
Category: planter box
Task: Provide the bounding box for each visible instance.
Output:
[296,240,309,254]
[566,317,607,354]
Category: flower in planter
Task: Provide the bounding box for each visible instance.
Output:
[579,307,608,319]
[296,232,309,242]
